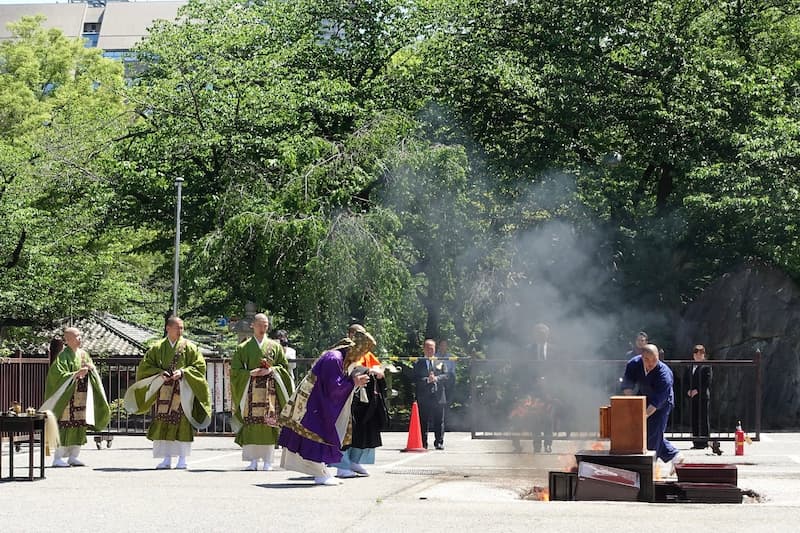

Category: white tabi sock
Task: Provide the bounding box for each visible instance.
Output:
[175,456,187,469]
[315,476,341,486]
[67,446,84,466]
[156,456,172,469]
[336,468,357,478]
[52,447,69,467]
[350,463,369,476]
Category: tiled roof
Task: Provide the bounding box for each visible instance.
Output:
[99,313,158,349]
[38,313,216,357]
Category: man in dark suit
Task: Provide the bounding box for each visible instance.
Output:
[686,344,712,449]
[414,339,454,450]
[511,323,556,453]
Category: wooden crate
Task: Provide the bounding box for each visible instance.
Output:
[609,395,647,454]
[575,461,640,502]
[676,464,738,485]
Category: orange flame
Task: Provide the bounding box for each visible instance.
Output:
[557,454,578,472]
[533,486,550,501]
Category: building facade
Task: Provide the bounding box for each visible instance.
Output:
[0,1,186,72]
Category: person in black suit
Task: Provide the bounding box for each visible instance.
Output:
[511,323,556,453]
[686,344,712,449]
[414,339,454,450]
[530,323,557,453]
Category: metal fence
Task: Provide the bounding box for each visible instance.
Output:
[469,355,762,442]
[101,356,334,435]
[100,357,234,435]
[101,355,472,436]
[1,353,762,442]
[0,355,49,414]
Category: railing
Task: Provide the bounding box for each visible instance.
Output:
[101,357,235,435]
[1,353,762,441]
[0,355,49,413]
[667,355,762,441]
[469,356,762,442]
[101,356,328,435]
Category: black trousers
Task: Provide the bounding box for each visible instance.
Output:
[690,395,710,447]
[531,409,554,450]
[418,399,446,447]
[512,409,554,451]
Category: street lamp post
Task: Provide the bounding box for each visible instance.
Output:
[172,177,184,316]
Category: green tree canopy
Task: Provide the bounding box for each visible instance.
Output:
[0,17,149,339]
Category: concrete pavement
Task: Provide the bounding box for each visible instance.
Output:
[1,432,799,532]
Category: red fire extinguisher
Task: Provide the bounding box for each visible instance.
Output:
[735,420,745,456]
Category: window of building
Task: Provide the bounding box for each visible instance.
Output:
[82,33,99,48]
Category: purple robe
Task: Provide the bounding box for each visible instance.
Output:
[278,350,355,464]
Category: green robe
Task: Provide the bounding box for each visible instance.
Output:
[230,337,294,446]
[128,337,211,442]
[41,347,110,447]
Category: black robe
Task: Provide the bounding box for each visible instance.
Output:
[347,375,389,450]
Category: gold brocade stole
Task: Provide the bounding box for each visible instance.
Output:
[244,376,278,427]
[243,339,278,427]
[61,350,88,428]
[155,340,186,424]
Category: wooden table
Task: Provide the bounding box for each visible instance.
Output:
[0,413,46,481]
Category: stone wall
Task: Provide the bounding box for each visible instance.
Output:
[676,262,800,429]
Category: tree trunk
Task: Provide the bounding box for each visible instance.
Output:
[424,299,440,342]
[656,163,673,214]
[3,229,26,268]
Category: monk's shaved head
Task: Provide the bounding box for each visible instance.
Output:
[63,327,82,350]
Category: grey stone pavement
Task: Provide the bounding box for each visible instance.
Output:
[2,431,800,532]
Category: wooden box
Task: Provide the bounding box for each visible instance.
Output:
[598,405,610,439]
[548,471,578,501]
[575,450,655,502]
[676,464,738,485]
[575,461,640,502]
[676,483,742,504]
[609,396,647,454]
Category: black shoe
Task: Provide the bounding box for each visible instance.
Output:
[544,444,552,453]
[711,441,723,456]
[435,443,444,450]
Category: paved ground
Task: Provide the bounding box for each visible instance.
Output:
[1,432,799,532]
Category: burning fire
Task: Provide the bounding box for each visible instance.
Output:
[556,441,608,473]
[558,454,578,472]
[530,486,550,501]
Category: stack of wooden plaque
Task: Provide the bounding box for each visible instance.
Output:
[548,396,743,503]
[673,464,741,503]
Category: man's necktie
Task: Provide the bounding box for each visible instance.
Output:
[427,359,437,393]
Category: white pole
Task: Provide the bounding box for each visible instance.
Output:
[172,177,184,316]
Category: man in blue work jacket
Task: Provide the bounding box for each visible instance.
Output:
[621,343,683,467]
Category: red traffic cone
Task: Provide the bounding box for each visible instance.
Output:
[402,401,427,452]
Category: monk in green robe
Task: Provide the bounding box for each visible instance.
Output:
[40,327,110,467]
[230,313,294,471]
[124,316,211,470]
